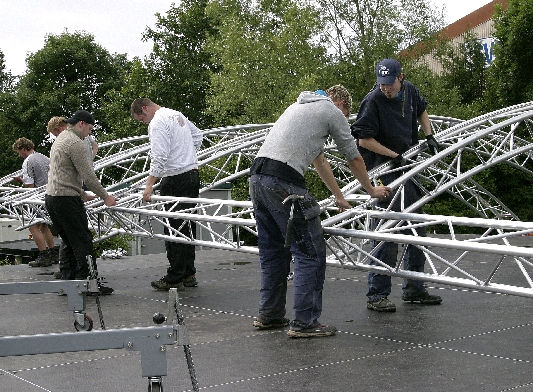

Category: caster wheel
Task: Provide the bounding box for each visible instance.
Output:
[148,378,163,392]
[74,314,94,331]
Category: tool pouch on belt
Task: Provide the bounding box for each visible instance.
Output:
[297,192,321,221]
[283,192,321,256]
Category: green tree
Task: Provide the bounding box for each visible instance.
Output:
[142,0,217,128]
[435,34,487,107]
[486,0,533,108]
[474,0,533,222]
[100,59,152,141]
[317,0,446,100]
[13,31,126,153]
[412,33,487,120]
[0,51,16,93]
[0,51,20,177]
[205,0,328,125]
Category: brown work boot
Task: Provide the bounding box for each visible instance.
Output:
[183,274,198,287]
[151,277,185,291]
[28,251,52,267]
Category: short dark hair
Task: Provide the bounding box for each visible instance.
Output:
[131,98,155,116]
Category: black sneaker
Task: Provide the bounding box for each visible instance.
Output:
[87,282,114,296]
[253,317,290,330]
[183,274,198,287]
[287,323,337,338]
[151,277,185,291]
[402,291,442,304]
[367,297,397,312]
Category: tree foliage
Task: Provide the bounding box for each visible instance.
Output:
[317,0,446,98]
[0,51,16,93]
[487,0,533,108]
[0,31,127,176]
[205,0,328,125]
[143,0,216,128]
[0,0,532,223]
[100,59,153,141]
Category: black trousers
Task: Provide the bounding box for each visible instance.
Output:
[45,195,95,279]
[159,170,200,282]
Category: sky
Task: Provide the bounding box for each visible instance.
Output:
[0,0,493,77]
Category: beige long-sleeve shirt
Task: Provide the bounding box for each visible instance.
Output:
[45,125,108,200]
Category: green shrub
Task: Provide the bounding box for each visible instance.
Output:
[93,234,134,258]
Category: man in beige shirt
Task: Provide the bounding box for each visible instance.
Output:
[45,110,117,294]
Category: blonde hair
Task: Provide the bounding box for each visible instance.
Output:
[12,137,34,152]
[326,85,352,114]
[47,116,66,134]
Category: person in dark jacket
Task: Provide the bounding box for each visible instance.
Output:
[351,58,442,312]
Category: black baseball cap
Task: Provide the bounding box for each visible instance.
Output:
[64,110,95,125]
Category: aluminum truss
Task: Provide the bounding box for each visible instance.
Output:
[2,103,533,297]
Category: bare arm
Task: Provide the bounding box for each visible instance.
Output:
[91,141,99,159]
[313,154,351,212]
[347,155,390,199]
[143,175,159,202]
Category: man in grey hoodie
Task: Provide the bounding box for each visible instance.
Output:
[249,85,390,338]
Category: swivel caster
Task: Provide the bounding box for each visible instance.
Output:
[74,313,94,331]
[148,376,163,392]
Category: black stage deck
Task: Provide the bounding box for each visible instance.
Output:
[1,246,533,392]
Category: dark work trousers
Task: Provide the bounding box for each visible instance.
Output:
[159,169,200,283]
[45,195,96,279]
[366,173,427,301]
[249,174,327,328]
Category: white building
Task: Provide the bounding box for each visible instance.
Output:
[416,0,508,74]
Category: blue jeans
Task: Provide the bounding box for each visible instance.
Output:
[249,174,326,328]
[159,170,200,282]
[367,175,427,301]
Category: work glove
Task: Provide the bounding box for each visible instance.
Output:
[391,154,407,168]
[426,134,440,155]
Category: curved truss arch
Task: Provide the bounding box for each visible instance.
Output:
[3,104,533,297]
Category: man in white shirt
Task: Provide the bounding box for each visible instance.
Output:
[131,98,203,291]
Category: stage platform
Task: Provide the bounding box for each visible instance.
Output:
[1,246,533,392]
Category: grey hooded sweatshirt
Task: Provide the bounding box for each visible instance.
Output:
[256,91,360,177]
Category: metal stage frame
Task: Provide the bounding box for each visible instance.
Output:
[0,102,533,299]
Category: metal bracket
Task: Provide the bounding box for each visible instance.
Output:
[0,280,89,311]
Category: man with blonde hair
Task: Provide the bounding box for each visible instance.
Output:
[47,116,68,136]
[325,84,353,117]
[249,85,390,338]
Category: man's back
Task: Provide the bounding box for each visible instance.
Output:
[24,152,50,187]
[257,91,357,176]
